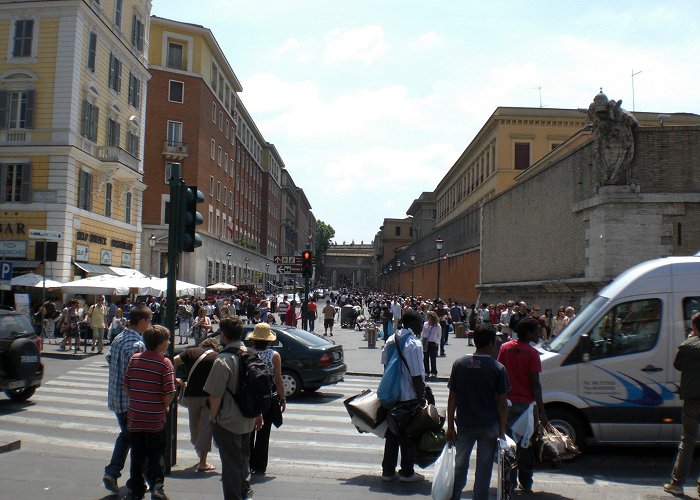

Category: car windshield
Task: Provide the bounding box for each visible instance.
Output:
[0,314,34,339]
[542,296,608,353]
[282,327,331,347]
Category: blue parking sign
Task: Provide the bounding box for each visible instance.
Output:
[1,261,13,281]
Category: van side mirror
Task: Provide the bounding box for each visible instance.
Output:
[580,333,592,363]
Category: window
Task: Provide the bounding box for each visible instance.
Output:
[211,63,218,91]
[126,130,139,157]
[218,146,222,166]
[683,297,700,332]
[212,102,216,123]
[209,176,214,196]
[166,121,182,145]
[105,182,112,217]
[108,53,122,92]
[168,80,183,103]
[80,100,99,141]
[219,111,223,130]
[125,191,132,223]
[225,119,229,138]
[167,42,183,69]
[1,163,31,203]
[210,139,215,159]
[164,162,179,183]
[106,118,120,147]
[163,200,170,224]
[514,142,530,170]
[12,20,33,58]
[0,90,35,129]
[589,298,662,360]
[131,16,145,52]
[87,32,97,72]
[114,0,123,28]
[78,170,93,211]
[128,73,140,108]
[395,226,401,236]
[217,181,221,200]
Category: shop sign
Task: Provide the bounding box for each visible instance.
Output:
[76,245,89,262]
[76,231,133,251]
[100,249,112,265]
[0,240,27,258]
[121,252,132,268]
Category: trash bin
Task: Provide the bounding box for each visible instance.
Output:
[366,327,377,348]
[454,322,465,338]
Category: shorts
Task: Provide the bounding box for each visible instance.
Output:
[324,319,334,329]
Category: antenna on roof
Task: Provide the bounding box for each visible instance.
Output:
[631,69,642,111]
[531,86,543,108]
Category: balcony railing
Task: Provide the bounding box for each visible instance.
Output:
[162,140,189,160]
[95,145,140,172]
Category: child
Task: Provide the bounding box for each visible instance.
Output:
[123,324,176,500]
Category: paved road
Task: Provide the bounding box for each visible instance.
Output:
[0,353,685,499]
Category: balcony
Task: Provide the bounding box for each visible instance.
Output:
[95,145,140,173]
[162,140,189,160]
[0,129,31,145]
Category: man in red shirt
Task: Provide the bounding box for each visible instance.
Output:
[497,317,548,494]
[123,324,176,500]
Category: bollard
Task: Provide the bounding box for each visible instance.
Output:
[366,327,377,348]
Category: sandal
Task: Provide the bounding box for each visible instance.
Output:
[197,464,216,472]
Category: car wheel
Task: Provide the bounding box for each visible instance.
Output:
[5,386,36,402]
[281,370,302,399]
[547,407,586,449]
[303,386,321,393]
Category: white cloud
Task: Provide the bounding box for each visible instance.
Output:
[323,26,389,64]
[412,31,446,50]
[276,37,317,63]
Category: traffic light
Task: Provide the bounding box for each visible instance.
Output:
[180,184,204,252]
[302,250,313,279]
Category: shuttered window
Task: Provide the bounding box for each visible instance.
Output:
[514,142,530,170]
[0,90,35,129]
[12,20,33,58]
[0,163,31,203]
[78,170,93,211]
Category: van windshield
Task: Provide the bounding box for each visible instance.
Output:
[542,296,608,353]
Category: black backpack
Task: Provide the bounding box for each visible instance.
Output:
[222,347,272,418]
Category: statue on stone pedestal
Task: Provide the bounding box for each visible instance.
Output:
[587,89,639,186]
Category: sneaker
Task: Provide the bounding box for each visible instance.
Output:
[151,489,168,500]
[103,474,119,493]
[663,482,684,496]
[382,472,398,482]
[399,472,424,483]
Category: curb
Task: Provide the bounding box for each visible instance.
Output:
[346,371,449,383]
[41,350,101,360]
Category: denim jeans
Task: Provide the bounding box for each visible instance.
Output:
[451,424,499,500]
[105,412,130,479]
[671,398,700,485]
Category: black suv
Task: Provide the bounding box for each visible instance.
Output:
[0,310,43,401]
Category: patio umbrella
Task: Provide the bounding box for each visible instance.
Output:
[206,282,237,291]
[11,273,64,288]
[61,273,148,296]
[138,277,205,298]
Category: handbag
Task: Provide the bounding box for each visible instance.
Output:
[388,399,442,438]
[270,393,283,428]
[178,349,213,408]
[344,389,386,429]
[417,428,446,452]
[431,444,455,500]
[535,422,580,462]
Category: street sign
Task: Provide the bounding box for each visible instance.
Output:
[276,265,302,274]
[0,261,13,291]
[274,255,302,265]
[28,229,62,241]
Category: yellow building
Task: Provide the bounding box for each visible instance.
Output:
[0,0,151,284]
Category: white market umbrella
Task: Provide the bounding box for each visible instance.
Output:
[61,273,149,296]
[206,282,237,291]
[11,273,64,288]
[138,277,205,298]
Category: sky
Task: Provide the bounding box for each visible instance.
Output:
[151,0,700,244]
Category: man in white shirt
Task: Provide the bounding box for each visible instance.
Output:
[390,297,402,334]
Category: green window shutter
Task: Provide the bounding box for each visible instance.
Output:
[0,91,8,129]
[24,90,35,129]
[92,106,99,142]
[0,164,6,203]
[20,164,31,202]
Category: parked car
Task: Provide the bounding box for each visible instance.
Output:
[175,325,346,399]
[0,310,43,401]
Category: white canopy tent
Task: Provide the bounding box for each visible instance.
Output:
[138,277,205,298]
[206,282,237,291]
[11,273,63,288]
[61,273,150,296]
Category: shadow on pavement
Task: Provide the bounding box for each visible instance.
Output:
[341,474,431,496]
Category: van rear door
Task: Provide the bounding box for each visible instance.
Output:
[577,294,670,443]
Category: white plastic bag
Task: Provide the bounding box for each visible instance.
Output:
[510,401,536,448]
[431,444,455,500]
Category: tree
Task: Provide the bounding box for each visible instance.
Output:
[314,220,335,278]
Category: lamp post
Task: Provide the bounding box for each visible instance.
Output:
[265,263,270,292]
[396,260,401,294]
[435,236,443,300]
[389,264,393,293]
[148,234,156,277]
[244,257,249,284]
[410,251,415,297]
[226,252,231,284]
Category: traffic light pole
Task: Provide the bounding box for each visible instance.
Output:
[164,164,182,474]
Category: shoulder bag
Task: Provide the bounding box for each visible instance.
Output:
[178,349,213,408]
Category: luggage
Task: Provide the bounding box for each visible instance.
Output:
[497,435,518,500]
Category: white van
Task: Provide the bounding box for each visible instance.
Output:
[540,256,700,446]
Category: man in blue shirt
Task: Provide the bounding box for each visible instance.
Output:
[446,323,510,500]
[102,304,150,494]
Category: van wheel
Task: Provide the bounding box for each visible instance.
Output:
[547,408,585,449]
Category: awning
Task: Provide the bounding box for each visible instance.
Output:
[4,260,40,270]
[110,267,145,278]
[74,262,118,275]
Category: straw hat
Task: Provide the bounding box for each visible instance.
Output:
[249,322,276,342]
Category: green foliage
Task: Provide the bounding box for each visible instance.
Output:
[315,220,335,258]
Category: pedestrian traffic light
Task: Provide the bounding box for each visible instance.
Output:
[302,250,313,279]
[180,185,204,252]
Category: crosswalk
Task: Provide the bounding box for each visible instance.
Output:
[0,359,449,480]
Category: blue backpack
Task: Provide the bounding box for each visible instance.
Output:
[377,332,412,409]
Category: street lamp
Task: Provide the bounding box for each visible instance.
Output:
[244,257,249,284]
[265,263,270,292]
[226,252,231,284]
[148,234,156,277]
[410,251,415,297]
[397,260,401,295]
[389,264,393,293]
[435,236,443,299]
